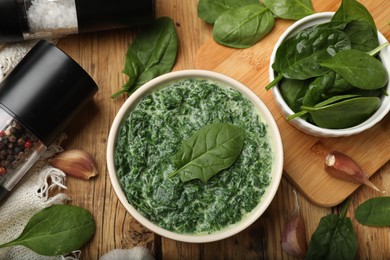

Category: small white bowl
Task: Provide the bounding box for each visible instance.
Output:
[269,12,390,137]
[107,70,283,243]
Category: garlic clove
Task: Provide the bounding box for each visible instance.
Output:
[49,149,98,179]
[281,190,307,258]
[281,213,307,258]
[325,151,384,193]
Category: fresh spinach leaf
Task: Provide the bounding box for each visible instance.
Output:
[302,71,354,106]
[343,20,379,52]
[0,205,95,256]
[349,88,385,98]
[320,49,388,90]
[302,96,381,128]
[263,0,314,20]
[332,0,377,31]
[198,0,260,24]
[306,198,357,260]
[279,78,311,112]
[313,94,360,107]
[355,197,390,226]
[266,27,351,89]
[315,21,347,30]
[169,123,245,183]
[212,4,275,48]
[287,94,359,121]
[325,72,354,95]
[112,17,178,98]
[303,72,336,107]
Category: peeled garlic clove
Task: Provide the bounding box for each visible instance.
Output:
[325,151,384,193]
[49,149,98,179]
[281,190,307,258]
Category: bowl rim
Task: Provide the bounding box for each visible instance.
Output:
[269,12,390,137]
[107,69,284,243]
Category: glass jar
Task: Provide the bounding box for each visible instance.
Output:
[0,110,47,198]
[0,0,155,42]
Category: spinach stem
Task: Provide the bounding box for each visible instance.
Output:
[111,89,128,99]
[339,197,351,219]
[265,74,284,90]
[367,42,389,56]
[286,110,308,121]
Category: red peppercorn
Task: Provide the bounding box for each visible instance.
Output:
[0,131,5,137]
[0,167,6,175]
[24,140,32,149]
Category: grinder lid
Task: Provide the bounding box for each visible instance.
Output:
[0,40,98,146]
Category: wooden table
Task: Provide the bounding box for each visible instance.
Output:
[58,0,390,258]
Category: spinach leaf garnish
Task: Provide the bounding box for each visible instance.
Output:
[306,198,357,260]
[355,197,390,226]
[0,205,96,256]
[198,0,259,24]
[112,17,178,98]
[169,123,245,183]
[212,4,275,49]
[263,0,314,20]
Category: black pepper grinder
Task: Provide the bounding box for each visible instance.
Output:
[0,0,155,43]
[0,40,98,202]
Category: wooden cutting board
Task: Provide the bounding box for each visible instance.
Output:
[195,0,390,207]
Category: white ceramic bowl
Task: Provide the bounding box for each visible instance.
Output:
[107,70,283,243]
[269,12,390,137]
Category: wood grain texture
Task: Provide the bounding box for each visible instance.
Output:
[54,0,390,259]
[195,0,390,207]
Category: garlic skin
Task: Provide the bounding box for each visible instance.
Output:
[325,151,384,193]
[281,190,307,258]
[49,149,98,179]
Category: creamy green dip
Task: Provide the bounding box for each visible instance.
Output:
[115,78,273,234]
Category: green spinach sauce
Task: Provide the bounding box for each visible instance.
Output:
[115,78,273,234]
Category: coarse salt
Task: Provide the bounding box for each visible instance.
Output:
[26,0,78,32]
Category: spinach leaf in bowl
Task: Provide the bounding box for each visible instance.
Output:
[279,78,311,113]
[343,20,379,52]
[266,27,351,90]
[302,96,381,129]
[319,49,389,90]
[332,0,377,31]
